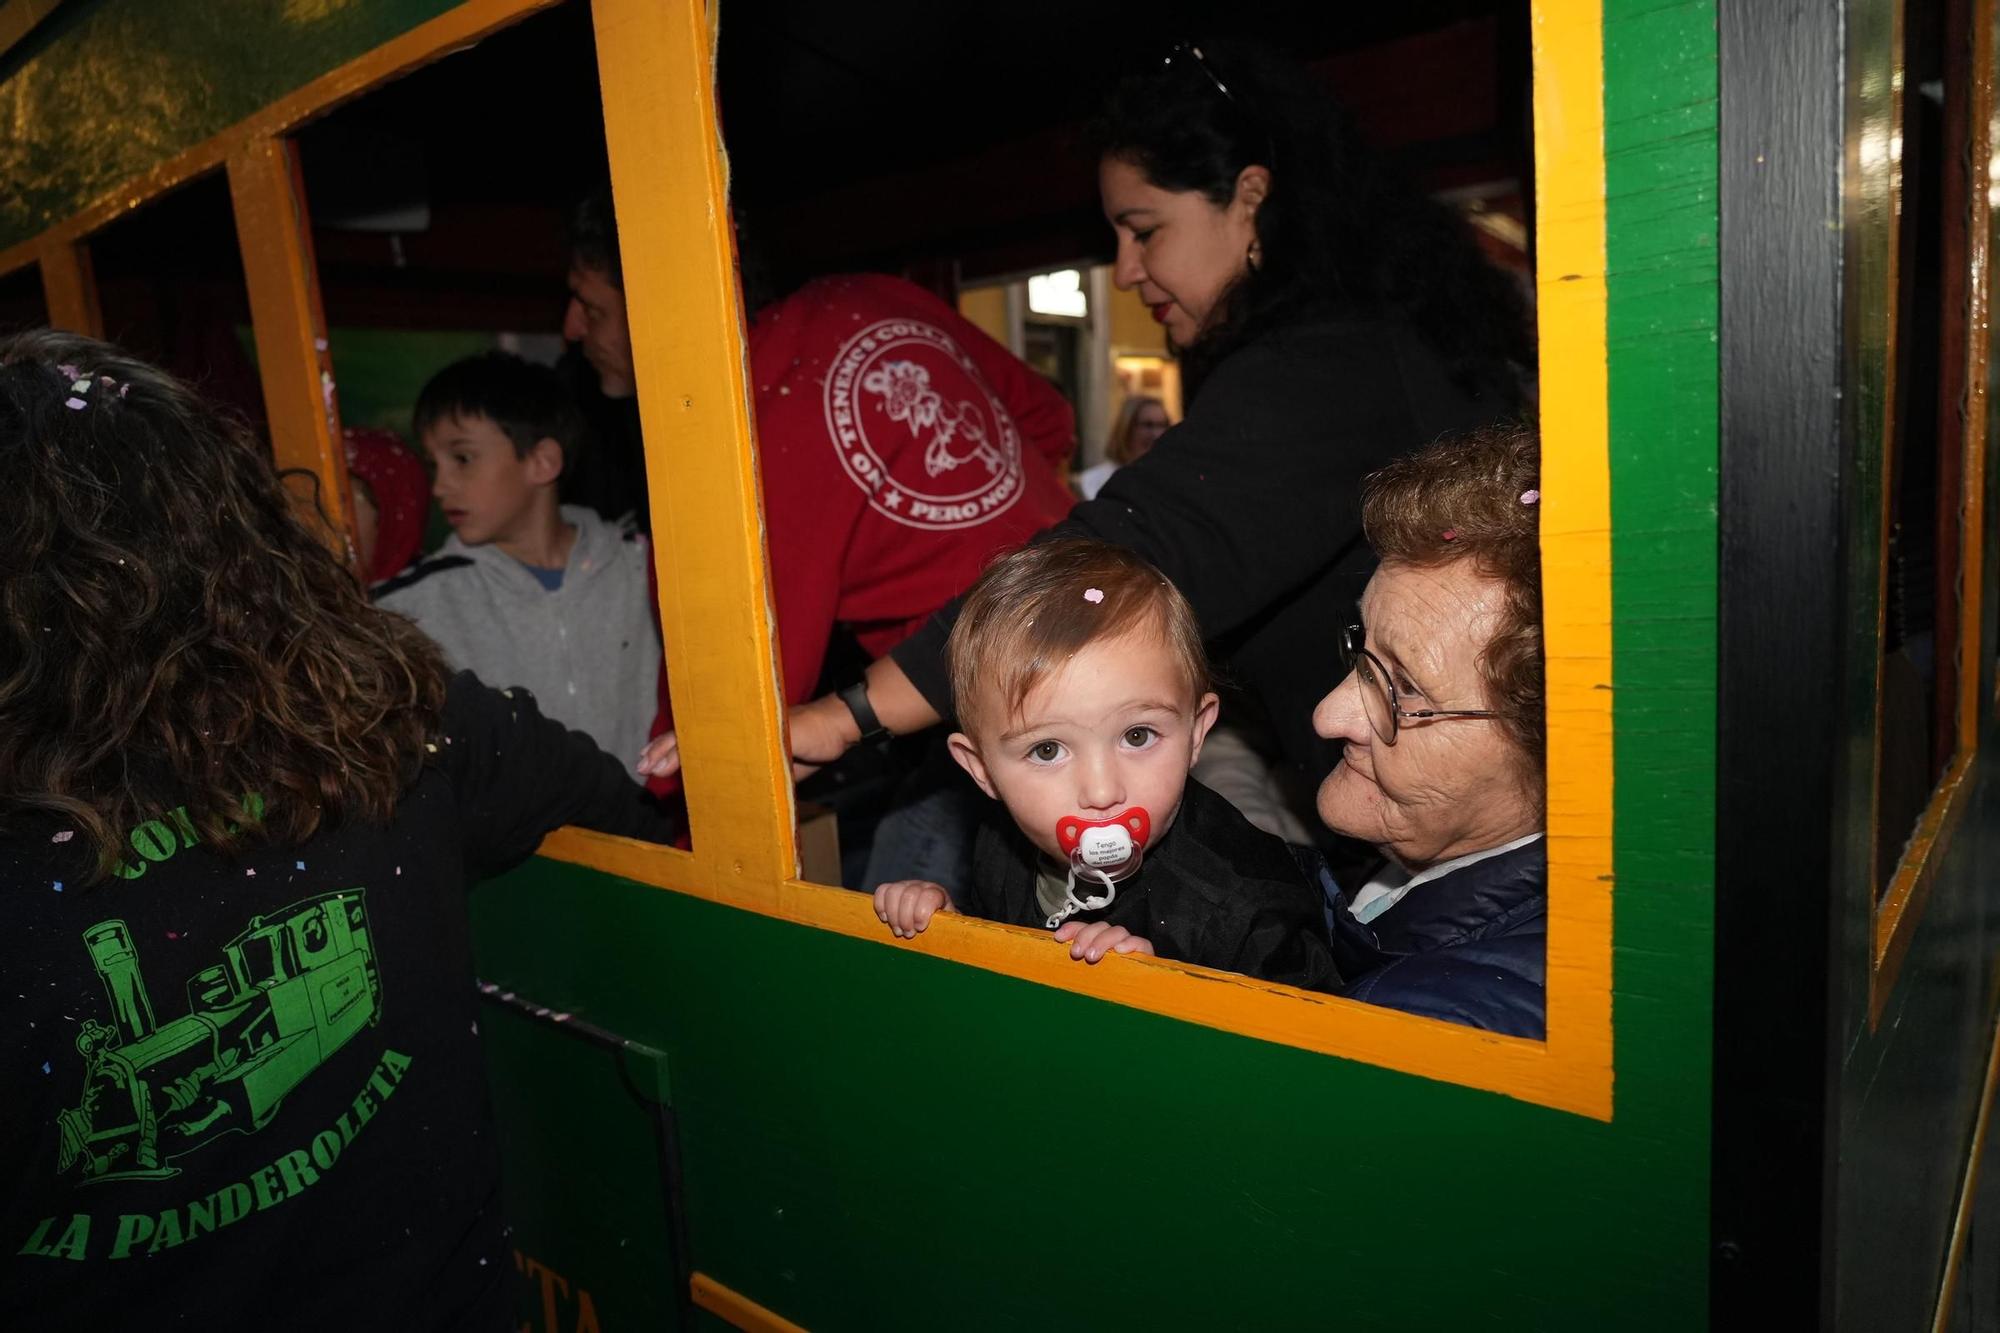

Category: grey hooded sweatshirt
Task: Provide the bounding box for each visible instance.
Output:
[374,505,660,763]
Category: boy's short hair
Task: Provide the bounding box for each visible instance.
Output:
[413,351,587,476]
[948,539,1209,739]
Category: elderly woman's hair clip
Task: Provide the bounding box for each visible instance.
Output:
[1519,489,1541,506]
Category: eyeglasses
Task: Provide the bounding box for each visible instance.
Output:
[1164,41,1236,103]
[1339,624,1498,745]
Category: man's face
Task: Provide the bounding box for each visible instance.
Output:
[562,263,635,398]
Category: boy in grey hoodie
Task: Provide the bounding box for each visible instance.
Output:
[375,352,660,764]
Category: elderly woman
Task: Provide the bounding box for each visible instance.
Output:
[1313,425,1547,1038]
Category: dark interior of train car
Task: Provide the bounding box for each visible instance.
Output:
[68,0,1535,444]
[148,0,1525,882]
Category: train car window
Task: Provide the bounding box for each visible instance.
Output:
[1866,0,1994,1012]
[288,0,693,857]
[33,0,1601,1116]
[681,0,1620,1112]
[0,264,48,334]
[88,174,271,446]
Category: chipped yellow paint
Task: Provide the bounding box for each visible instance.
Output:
[590,0,799,901]
[230,136,358,568]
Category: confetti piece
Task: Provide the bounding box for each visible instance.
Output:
[166,932,179,941]
[51,881,62,893]
[71,379,91,394]
[56,363,79,378]
[64,397,86,411]
[1441,528,1458,541]
[245,868,256,877]
[295,861,305,871]
[1083,588,1105,604]
[41,1063,50,1075]
[51,830,73,844]
[1519,489,1540,506]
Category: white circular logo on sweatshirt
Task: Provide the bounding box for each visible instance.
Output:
[823,318,1025,530]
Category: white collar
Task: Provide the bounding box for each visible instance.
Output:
[1349,831,1545,925]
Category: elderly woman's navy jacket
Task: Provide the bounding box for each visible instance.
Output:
[1319,840,1548,1039]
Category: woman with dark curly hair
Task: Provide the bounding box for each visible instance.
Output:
[0,330,677,1330]
[648,40,1532,851]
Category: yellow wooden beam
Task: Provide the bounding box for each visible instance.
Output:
[228,136,358,570]
[692,1273,809,1333]
[36,238,101,337]
[590,0,798,897]
[1528,0,1615,1115]
[0,0,64,64]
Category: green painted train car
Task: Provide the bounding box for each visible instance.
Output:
[4,0,1998,1327]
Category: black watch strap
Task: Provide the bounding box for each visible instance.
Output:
[836,680,889,743]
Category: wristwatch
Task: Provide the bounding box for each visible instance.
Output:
[836,680,889,743]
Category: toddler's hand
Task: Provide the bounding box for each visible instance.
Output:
[873,880,951,938]
[1052,920,1155,964]
[636,731,680,779]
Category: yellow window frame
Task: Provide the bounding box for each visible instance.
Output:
[0,0,1617,1120]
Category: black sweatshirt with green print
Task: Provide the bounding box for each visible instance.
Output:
[1,674,677,1332]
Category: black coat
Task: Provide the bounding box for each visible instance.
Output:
[892,312,1513,781]
[1323,839,1548,1038]
[959,778,1339,992]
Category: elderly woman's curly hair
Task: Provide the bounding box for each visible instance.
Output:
[0,329,448,881]
[1362,424,1544,768]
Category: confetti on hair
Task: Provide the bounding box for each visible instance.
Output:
[71,379,91,394]
[51,830,73,844]
[64,397,86,411]
[52,881,63,893]
[1441,528,1459,541]
[56,363,80,379]
[1083,588,1105,604]
[1519,489,1541,506]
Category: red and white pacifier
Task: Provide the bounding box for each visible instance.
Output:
[1055,808,1152,880]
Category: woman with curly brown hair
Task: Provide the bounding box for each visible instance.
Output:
[1313,424,1547,1037]
[0,330,677,1330]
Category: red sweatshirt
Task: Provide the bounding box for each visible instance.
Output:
[746,274,1076,704]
